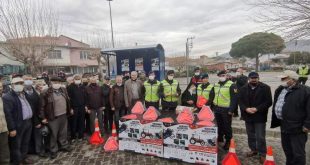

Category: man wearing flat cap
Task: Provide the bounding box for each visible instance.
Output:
[271,70,310,165]
[40,76,72,159]
[238,72,272,163]
[210,70,238,150]
[3,76,34,164]
[159,70,181,117]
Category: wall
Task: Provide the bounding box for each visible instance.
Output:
[42,47,71,66]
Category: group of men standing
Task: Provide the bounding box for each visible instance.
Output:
[0,66,309,165]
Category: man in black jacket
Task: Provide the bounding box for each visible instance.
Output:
[238,72,272,163]
[3,76,34,164]
[102,76,113,134]
[271,70,310,165]
[67,74,87,142]
[232,68,248,117]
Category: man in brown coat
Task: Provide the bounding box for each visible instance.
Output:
[124,71,143,111]
[40,76,72,159]
[110,75,126,131]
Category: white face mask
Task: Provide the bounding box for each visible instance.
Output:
[117,83,122,86]
[149,75,155,80]
[219,77,226,82]
[96,80,100,84]
[168,75,174,80]
[24,80,33,86]
[281,80,290,87]
[42,85,49,91]
[52,84,61,90]
[13,85,24,93]
[236,72,241,76]
[74,80,81,85]
[194,72,200,76]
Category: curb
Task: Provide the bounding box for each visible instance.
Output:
[232,126,281,138]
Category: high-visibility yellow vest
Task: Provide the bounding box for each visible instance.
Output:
[161,79,179,102]
[298,66,309,78]
[213,81,233,108]
[197,84,214,100]
[144,81,160,102]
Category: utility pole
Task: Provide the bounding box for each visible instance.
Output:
[186,37,195,84]
[107,0,115,76]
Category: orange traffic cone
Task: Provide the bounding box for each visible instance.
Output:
[264,146,276,165]
[89,118,104,145]
[112,121,117,140]
[222,139,241,165]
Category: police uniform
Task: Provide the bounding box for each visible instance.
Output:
[197,82,214,104]
[159,72,181,117]
[142,79,160,109]
[297,66,309,85]
[211,75,238,150]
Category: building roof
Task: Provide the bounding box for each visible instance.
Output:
[101,44,164,53]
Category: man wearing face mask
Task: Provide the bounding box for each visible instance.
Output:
[159,70,182,117]
[3,76,34,164]
[23,75,46,158]
[81,77,91,135]
[189,67,203,87]
[0,81,10,164]
[296,63,309,85]
[110,75,126,131]
[102,76,113,134]
[271,70,310,165]
[210,70,238,150]
[238,72,272,163]
[232,68,248,118]
[196,74,214,107]
[67,74,87,142]
[124,71,143,111]
[142,71,160,109]
[85,76,105,136]
[40,76,72,159]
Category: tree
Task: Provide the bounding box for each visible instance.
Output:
[287,51,310,65]
[230,32,285,71]
[0,0,59,75]
[248,0,310,39]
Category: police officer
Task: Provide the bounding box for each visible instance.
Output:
[159,70,181,117]
[189,67,203,88]
[197,73,214,107]
[296,63,309,85]
[211,70,238,150]
[142,71,160,109]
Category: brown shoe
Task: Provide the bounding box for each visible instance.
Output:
[246,151,258,157]
[260,156,266,164]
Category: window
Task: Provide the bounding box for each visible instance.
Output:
[48,50,62,59]
[80,51,90,60]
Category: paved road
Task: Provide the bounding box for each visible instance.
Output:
[32,72,310,165]
[33,134,309,165]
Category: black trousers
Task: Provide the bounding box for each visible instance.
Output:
[145,101,159,110]
[114,105,127,132]
[245,122,267,156]
[9,119,32,165]
[0,131,10,165]
[214,107,232,142]
[104,107,113,134]
[281,132,308,165]
[70,106,85,139]
[84,113,91,135]
[298,77,308,85]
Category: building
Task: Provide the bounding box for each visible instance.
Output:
[205,61,242,72]
[0,35,100,75]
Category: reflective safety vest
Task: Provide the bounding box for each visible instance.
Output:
[213,81,233,108]
[161,79,179,102]
[144,81,160,102]
[298,66,309,78]
[197,84,214,100]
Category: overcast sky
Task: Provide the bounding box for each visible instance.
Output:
[54,0,264,57]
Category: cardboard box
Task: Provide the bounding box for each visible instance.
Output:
[118,118,143,153]
[185,126,218,165]
[140,121,164,157]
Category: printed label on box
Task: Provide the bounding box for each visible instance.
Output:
[140,121,164,157]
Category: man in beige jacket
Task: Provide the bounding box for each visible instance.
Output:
[0,81,10,164]
[124,71,143,112]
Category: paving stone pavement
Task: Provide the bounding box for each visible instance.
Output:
[32,134,309,165]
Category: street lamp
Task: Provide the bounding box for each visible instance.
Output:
[186,37,195,84]
[107,0,115,48]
